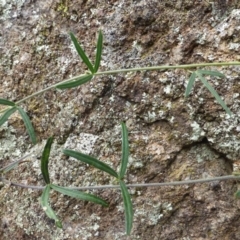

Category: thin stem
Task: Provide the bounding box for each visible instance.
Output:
[95,62,240,76]
[15,74,87,105]
[0,74,85,114]
[0,153,33,173]
[1,175,240,191]
[0,61,239,114]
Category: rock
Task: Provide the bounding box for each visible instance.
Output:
[1,0,240,239]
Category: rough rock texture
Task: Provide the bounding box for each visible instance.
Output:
[1,0,240,239]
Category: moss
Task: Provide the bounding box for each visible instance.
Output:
[56,0,69,15]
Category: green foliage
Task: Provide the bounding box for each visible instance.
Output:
[94,30,103,73]
[0,102,37,144]
[119,122,129,179]
[197,70,225,77]
[62,122,133,234]
[0,106,17,126]
[40,184,62,228]
[185,72,196,97]
[70,32,95,73]
[17,107,37,144]
[51,184,108,207]
[41,137,54,184]
[39,138,109,228]
[56,74,93,89]
[1,30,240,236]
[0,154,31,174]
[0,98,16,106]
[63,149,119,178]
[235,190,240,199]
[69,31,103,74]
[120,180,133,235]
[0,159,22,174]
[196,71,232,115]
[185,69,232,115]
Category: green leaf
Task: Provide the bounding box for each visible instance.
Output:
[94,30,103,73]
[0,153,31,174]
[119,122,129,179]
[50,184,108,207]
[41,137,54,184]
[0,98,15,106]
[197,70,226,78]
[63,149,119,178]
[235,190,240,199]
[0,107,17,126]
[69,32,95,74]
[17,107,37,144]
[40,184,62,228]
[196,72,232,115]
[120,181,133,235]
[185,72,196,97]
[56,74,93,89]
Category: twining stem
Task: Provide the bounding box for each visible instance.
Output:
[0,74,86,114]
[0,153,32,173]
[95,61,240,76]
[0,61,240,114]
[1,175,240,190]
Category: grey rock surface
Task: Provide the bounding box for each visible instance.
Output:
[1,0,240,239]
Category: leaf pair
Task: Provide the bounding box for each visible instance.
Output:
[70,30,103,74]
[62,122,129,179]
[40,185,62,228]
[0,99,37,144]
[40,137,108,228]
[63,122,133,235]
[120,181,133,235]
[40,183,108,228]
[185,70,232,115]
[55,74,93,89]
[55,31,102,90]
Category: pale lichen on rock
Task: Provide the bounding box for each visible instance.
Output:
[1,0,240,239]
